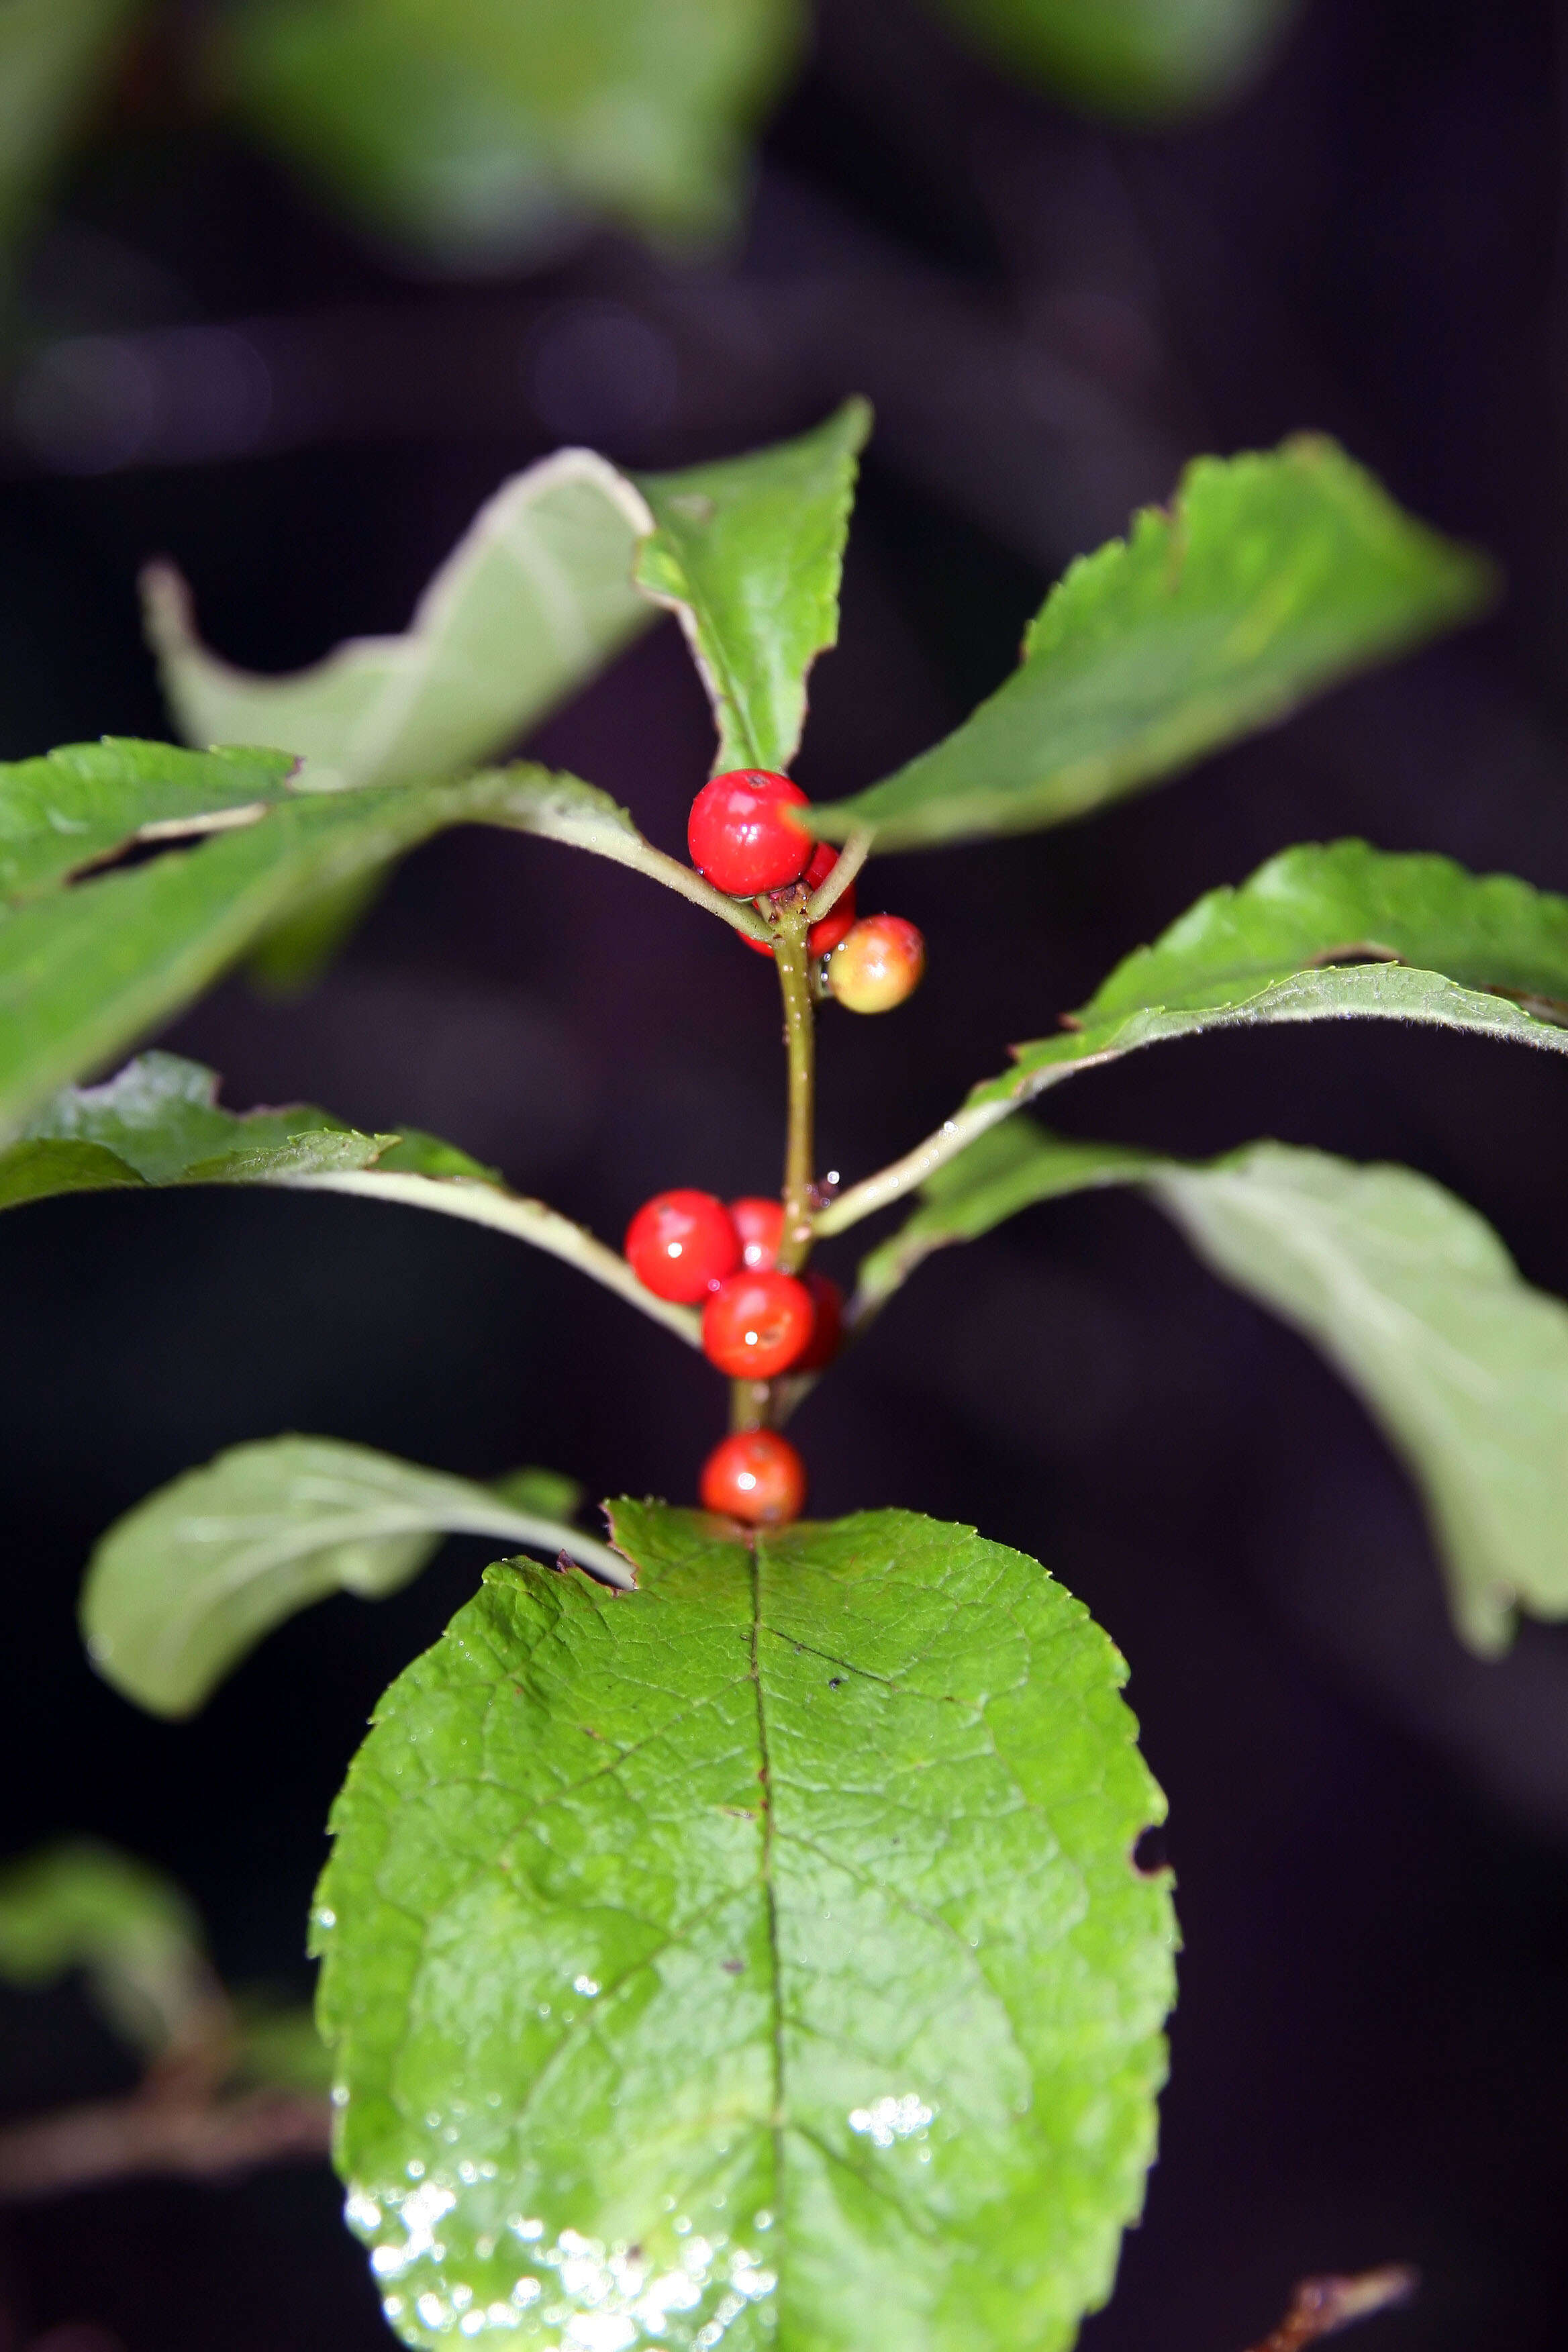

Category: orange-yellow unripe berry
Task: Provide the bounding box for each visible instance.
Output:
[826,915,926,1014]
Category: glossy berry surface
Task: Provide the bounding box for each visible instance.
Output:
[729,1196,784,1271]
[624,1190,740,1303]
[742,842,856,959]
[793,1271,844,1372]
[689,770,812,896]
[702,1268,815,1377]
[699,1428,807,1525]
[827,915,927,1013]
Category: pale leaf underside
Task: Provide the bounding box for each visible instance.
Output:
[82,1435,630,1719]
[859,1122,1568,1653]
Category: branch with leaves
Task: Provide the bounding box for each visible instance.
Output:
[0,400,1549,2347]
[0,1843,330,2200]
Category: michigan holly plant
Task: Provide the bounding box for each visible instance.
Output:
[5,397,1567,2351]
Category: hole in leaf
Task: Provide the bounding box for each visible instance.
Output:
[1132,1824,1169,1877]
[66,805,267,883]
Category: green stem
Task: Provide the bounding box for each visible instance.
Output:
[727,896,818,1434]
[773,902,817,1276]
[805,828,873,922]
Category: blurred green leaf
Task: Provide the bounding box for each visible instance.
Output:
[812,440,1493,853]
[144,452,656,795]
[146,451,658,989]
[922,0,1301,121]
[314,1504,1174,2352]
[218,0,804,260]
[861,1123,1568,1656]
[82,1434,632,1718]
[0,1841,213,2060]
[0,0,144,250]
[634,400,871,774]
[232,1997,334,2095]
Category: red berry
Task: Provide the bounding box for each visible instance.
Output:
[807,891,857,957]
[702,1268,815,1377]
[625,1190,740,1303]
[741,842,857,959]
[699,1428,807,1525]
[826,915,926,1013]
[689,771,812,896]
[729,1196,784,1271]
[793,1271,844,1372]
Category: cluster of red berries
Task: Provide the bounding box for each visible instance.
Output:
[624,1189,840,1526]
[625,1191,842,1375]
[687,769,925,1011]
[629,773,926,1530]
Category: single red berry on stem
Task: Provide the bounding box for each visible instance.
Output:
[827,915,926,1013]
[742,842,857,959]
[703,1268,815,1377]
[699,1428,807,1525]
[730,1196,784,1270]
[793,1271,844,1372]
[625,1190,740,1303]
[689,770,812,896]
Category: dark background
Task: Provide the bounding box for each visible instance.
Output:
[3,0,1568,2345]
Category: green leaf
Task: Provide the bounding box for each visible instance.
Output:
[0,0,142,251]
[1,1048,391,1202]
[82,1436,633,1720]
[144,452,657,796]
[635,401,871,774]
[920,0,1301,121]
[810,440,1492,853]
[861,1123,1568,1655]
[995,836,1568,1094]
[0,1840,213,2060]
[817,841,1568,1238]
[854,1120,1159,1314]
[313,1504,1174,2352]
[0,759,656,1141]
[0,740,298,906]
[4,1050,706,1346]
[218,0,804,259]
[146,450,660,989]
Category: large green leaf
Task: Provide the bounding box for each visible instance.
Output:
[3,1050,706,1344]
[313,1504,1174,2352]
[0,0,142,250]
[0,757,702,1142]
[219,0,803,259]
[810,440,1492,853]
[816,842,1568,1237]
[0,1841,213,2060]
[83,1436,632,1720]
[635,401,871,775]
[920,0,1301,121]
[859,1123,1568,1654]
[144,451,657,796]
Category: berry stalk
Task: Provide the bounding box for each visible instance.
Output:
[772,897,817,1277]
